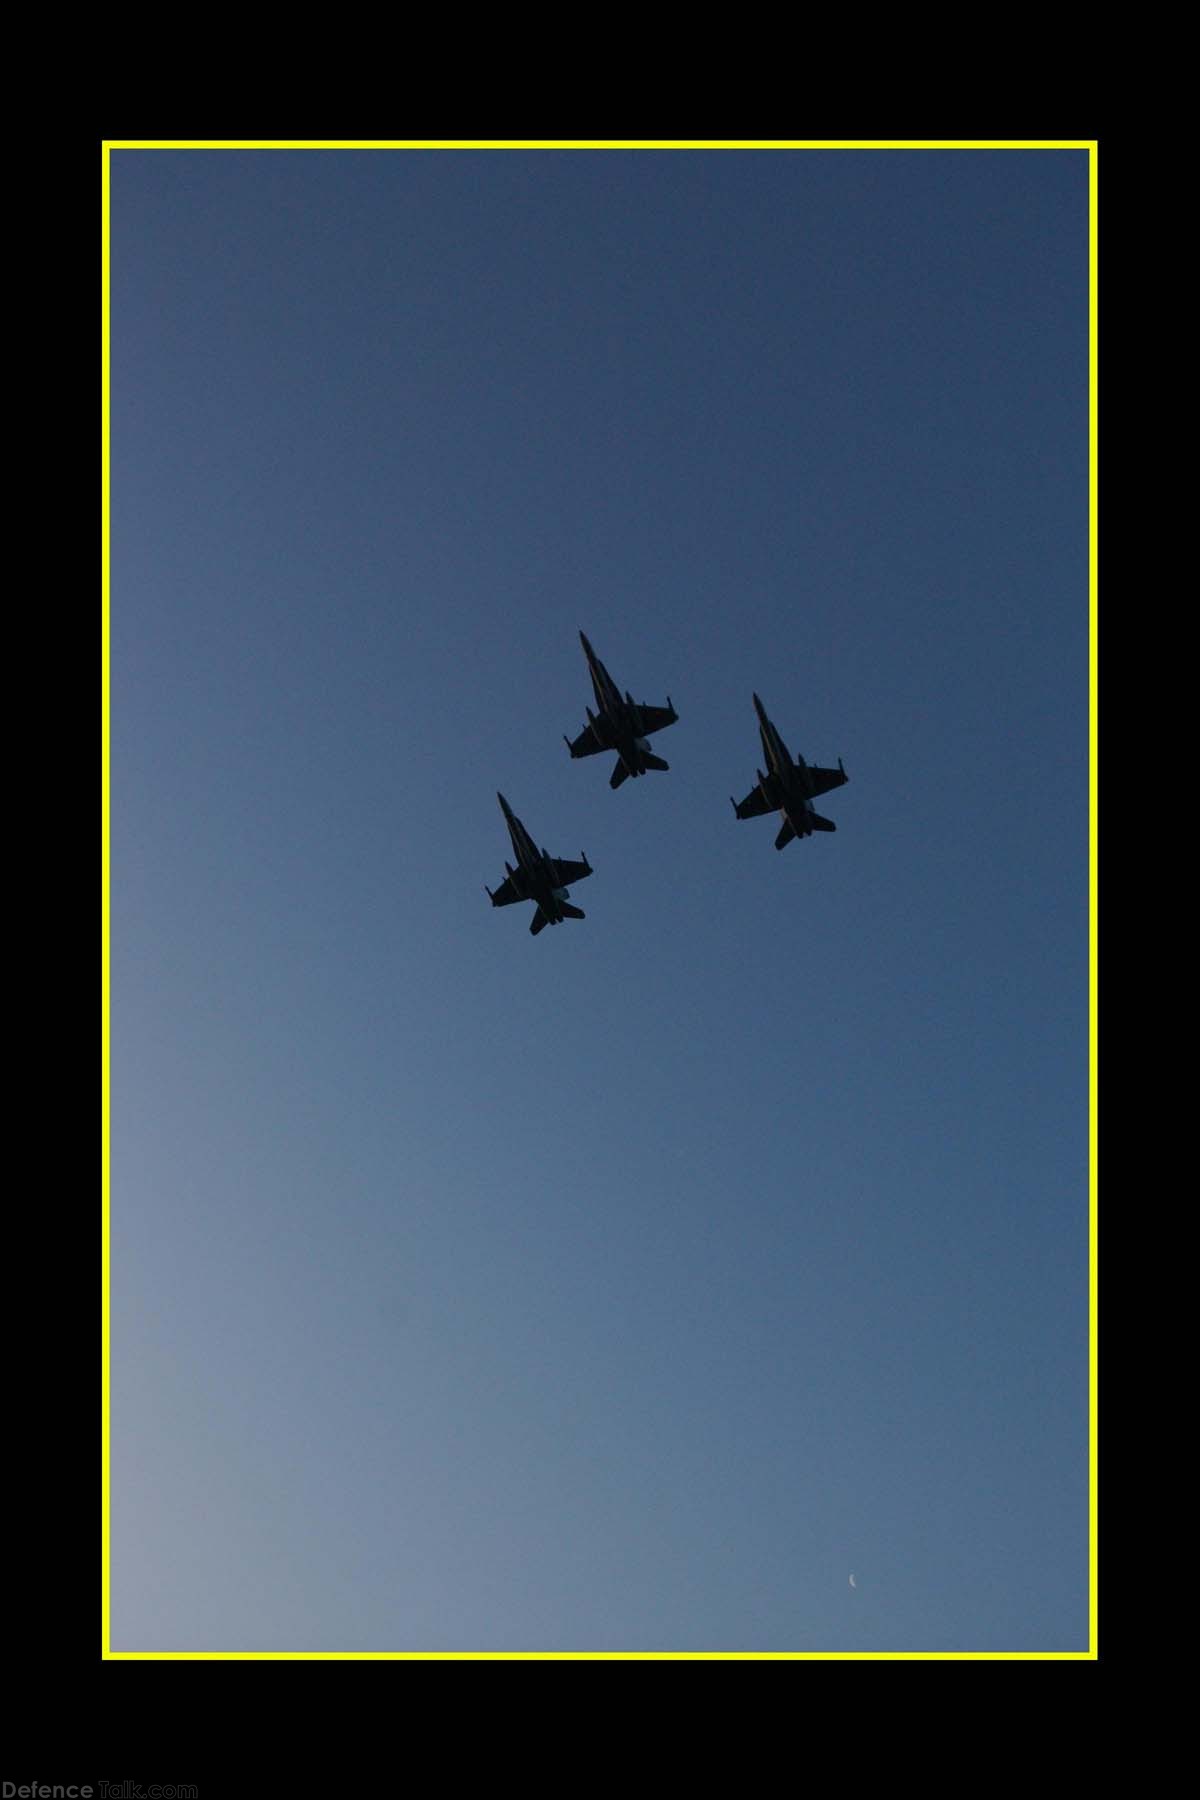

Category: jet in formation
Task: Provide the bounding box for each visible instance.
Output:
[731,693,848,850]
[564,631,679,790]
[485,793,594,935]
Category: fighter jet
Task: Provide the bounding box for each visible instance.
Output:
[731,694,848,850]
[564,631,679,790]
[485,793,594,936]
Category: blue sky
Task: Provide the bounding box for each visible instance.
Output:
[109,146,1089,1654]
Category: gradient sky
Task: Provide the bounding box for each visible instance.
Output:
[109,146,1089,1654]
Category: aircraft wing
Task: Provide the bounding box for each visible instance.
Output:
[638,703,678,737]
[807,764,848,799]
[733,785,774,820]
[552,858,592,887]
[566,723,605,758]
[488,875,523,907]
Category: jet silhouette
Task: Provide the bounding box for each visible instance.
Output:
[731,694,847,850]
[564,631,678,790]
[485,793,594,935]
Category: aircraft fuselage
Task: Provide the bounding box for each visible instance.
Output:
[584,645,651,775]
[756,698,822,834]
[498,799,568,920]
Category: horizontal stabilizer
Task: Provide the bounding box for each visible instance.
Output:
[775,820,796,851]
[558,902,585,921]
[530,909,550,935]
[809,813,837,832]
[610,761,631,790]
[641,753,669,773]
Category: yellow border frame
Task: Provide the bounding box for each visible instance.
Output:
[102,138,1098,1662]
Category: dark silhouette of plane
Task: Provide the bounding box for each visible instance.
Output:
[564,631,679,790]
[485,793,594,935]
[731,694,848,850]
